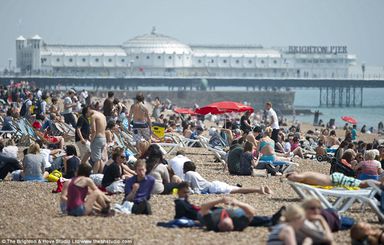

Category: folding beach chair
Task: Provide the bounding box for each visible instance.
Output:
[155,142,181,155]
[113,132,138,156]
[54,121,75,138]
[20,118,62,148]
[166,133,200,147]
[15,119,36,146]
[287,181,381,217]
[0,119,20,140]
[198,136,227,170]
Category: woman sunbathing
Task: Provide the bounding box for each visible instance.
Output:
[286,171,380,188]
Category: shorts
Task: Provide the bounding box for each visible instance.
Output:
[208,181,239,194]
[60,202,67,214]
[331,172,361,188]
[132,123,151,142]
[259,155,276,162]
[67,205,85,216]
[90,136,106,162]
[76,140,91,159]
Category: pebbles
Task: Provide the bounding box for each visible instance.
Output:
[1,132,383,244]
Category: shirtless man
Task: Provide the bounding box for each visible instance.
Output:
[86,106,107,173]
[128,93,152,144]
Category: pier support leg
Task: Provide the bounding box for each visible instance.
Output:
[346,87,350,107]
[331,88,336,107]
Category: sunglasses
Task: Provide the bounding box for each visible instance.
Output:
[306,206,321,211]
[120,155,126,159]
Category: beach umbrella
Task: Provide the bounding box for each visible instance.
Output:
[341,116,357,125]
[195,101,254,115]
[174,107,198,115]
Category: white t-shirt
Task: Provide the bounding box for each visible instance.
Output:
[63,97,72,114]
[25,99,32,115]
[41,100,47,115]
[169,155,191,179]
[36,90,42,99]
[40,149,52,168]
[184,171,212,194]
[268,108,279,129]
[2,146,18,159]
[284,142,291,153]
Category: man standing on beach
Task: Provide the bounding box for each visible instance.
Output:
[265,102,279,143]
[128,93,152,143]
[62,89,77,128]
[103,91,114,122]
[86,106,107,173]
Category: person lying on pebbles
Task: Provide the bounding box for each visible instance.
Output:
[286,171,381,188]
[174,182,284,227]
[198,196,285,232]
[183,161,272,195]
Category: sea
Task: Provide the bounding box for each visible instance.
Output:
[289,88,384,130]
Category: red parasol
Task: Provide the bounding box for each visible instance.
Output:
[174,107,198,115]
[195,101,254,115]
[341,116,357,125]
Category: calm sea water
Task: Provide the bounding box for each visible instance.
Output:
[290,88,384,129]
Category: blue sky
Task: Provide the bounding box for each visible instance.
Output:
[1,0,383,68]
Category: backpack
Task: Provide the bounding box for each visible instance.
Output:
[20,99,30,117]
[227,146,243,175]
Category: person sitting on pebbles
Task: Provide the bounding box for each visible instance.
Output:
[124,160,155,215]
[183,161,272,195]
[60,163,113,217]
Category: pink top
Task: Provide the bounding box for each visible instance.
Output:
[358,160,381,176]
[291,142,299,151]
[67,177,88,210]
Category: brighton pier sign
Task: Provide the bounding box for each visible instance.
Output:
[288,46,347,54]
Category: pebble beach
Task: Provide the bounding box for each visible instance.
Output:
[0,124,383,244]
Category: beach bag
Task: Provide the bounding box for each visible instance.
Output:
[47,170,62,182]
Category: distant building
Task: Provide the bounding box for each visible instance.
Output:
[15,29,357,79]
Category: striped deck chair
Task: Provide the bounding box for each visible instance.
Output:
[113,131,138,156]
[54,121,75,138]
[0,119,21,141]
[15,119,36,146]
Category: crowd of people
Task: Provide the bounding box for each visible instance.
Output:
[1,82,384,244]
